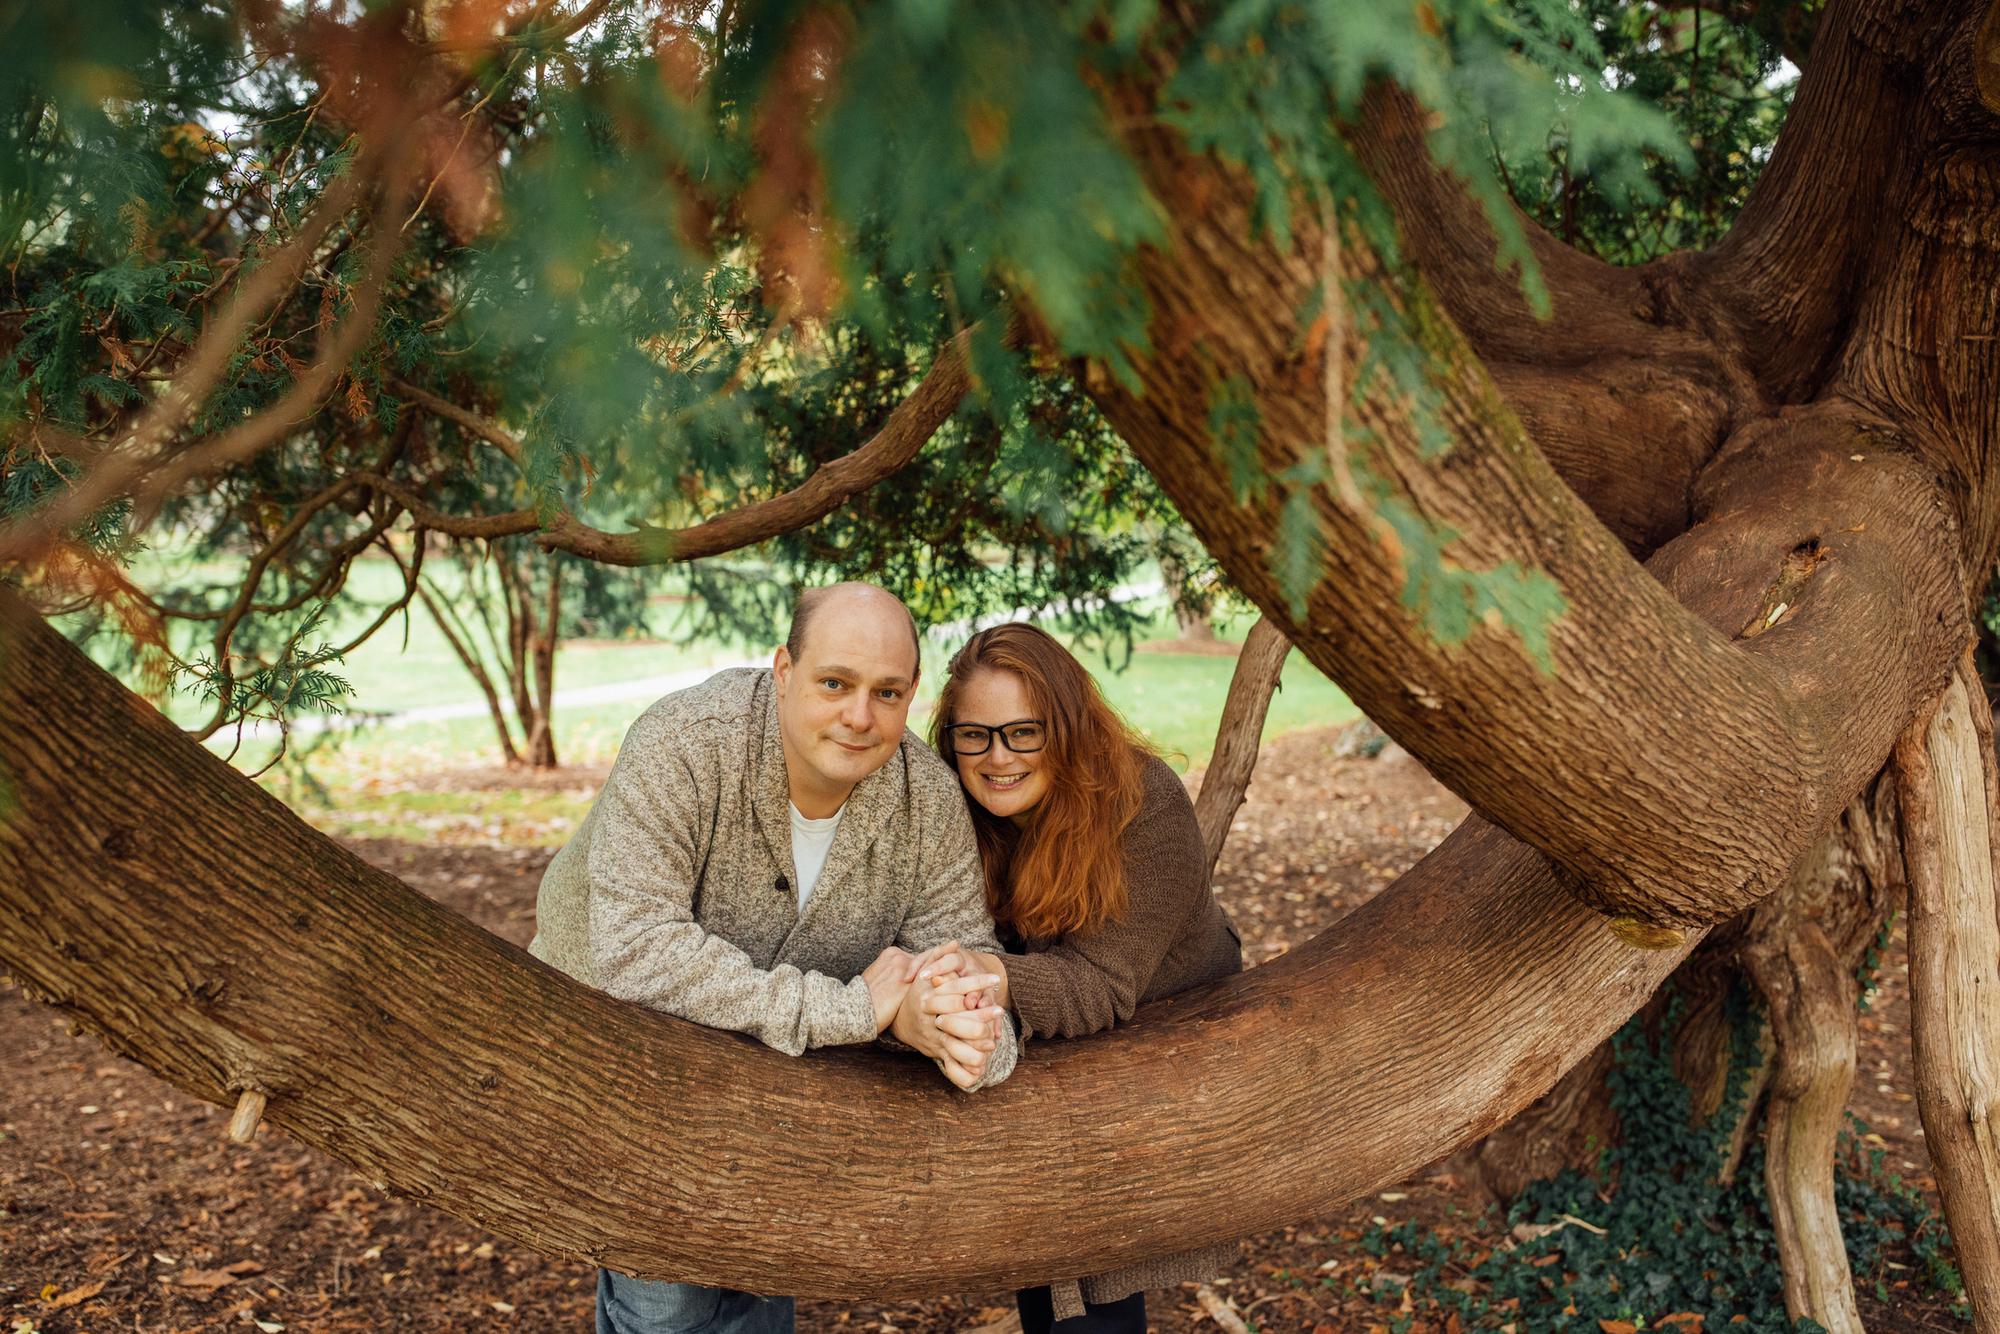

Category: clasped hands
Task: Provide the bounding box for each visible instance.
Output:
[862,939,1010,1090]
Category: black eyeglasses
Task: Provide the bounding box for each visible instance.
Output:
[944,719,1047,756]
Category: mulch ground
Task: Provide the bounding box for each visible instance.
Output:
[0,727,1964,1333]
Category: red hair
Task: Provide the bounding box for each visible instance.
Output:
[932,623,1151,941]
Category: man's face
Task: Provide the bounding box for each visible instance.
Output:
[773,595,919,806]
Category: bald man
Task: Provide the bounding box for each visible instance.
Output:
[529,582,1016,1334]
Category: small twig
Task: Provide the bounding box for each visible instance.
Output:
[33,1159,79,1190]
[228,1089,267,1142]
[1195,1285,1250,1334]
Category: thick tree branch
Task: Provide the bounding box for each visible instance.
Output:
[0,586,1698,1294]
[1075,98,1966,926]
[1697,0,1940,400]
[389,316,1014,566]
[1349,82,1760,556]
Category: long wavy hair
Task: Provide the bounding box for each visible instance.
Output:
[931,623,1151,941]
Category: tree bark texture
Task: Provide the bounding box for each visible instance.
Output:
[0,587,1698,1297]
[1074,1,1981,929]
[1898,658,2000,1330]
[1193,616,1292,881]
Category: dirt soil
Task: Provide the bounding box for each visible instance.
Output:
[0,727,1965,1333]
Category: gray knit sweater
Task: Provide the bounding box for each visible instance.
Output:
[528,667,1017,1089]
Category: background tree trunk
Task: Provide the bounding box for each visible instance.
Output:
[414,572,525,766]
[525,556,560,769]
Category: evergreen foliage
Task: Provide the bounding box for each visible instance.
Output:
[1349,990,1963,1333]
[0,0,1801,730]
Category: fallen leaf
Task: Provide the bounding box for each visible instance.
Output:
[490,1302,515,1314]
[255,1320,285,1333]
[223,1260,265,1277]
[168,1267,245,1293]
[42,1279,104,1310]
[1599,1322,1638,1334]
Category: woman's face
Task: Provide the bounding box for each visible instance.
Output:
[948,668,1050,824]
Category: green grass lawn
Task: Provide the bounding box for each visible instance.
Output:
[76,549,1359,844]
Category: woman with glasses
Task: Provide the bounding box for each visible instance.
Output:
[923,621,1243,1334]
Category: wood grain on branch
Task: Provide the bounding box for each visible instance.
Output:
[1698,0,1929,401]
[1742,900,1863,1334]
[1347,84,1759,557]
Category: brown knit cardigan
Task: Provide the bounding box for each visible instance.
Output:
[1001,754,1244,1319]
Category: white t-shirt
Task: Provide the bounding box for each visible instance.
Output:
[789,802,845,909]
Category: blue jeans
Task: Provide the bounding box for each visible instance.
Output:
[595,1271,795,1334]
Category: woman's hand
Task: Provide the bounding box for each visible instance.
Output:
[918,947,1010,1014]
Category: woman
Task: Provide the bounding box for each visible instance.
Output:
[922,621,1243,1334]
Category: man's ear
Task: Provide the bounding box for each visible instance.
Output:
[772,645,792,688]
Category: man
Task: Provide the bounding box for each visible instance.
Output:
[529,581,1013,1334]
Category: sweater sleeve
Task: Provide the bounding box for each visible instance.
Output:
[1004,760,1208,1041]
[582,717,878,1057]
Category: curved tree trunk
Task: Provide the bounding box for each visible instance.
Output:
[0,586,1698,1295]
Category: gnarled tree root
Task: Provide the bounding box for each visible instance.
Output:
[1743,914,1863,1334]
[1897,658,2000,1331]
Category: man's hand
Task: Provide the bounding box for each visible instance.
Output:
[862,946,917,1034]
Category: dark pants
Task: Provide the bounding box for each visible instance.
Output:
[1015,1286,1146,1334]
[595,1271,794,1334]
